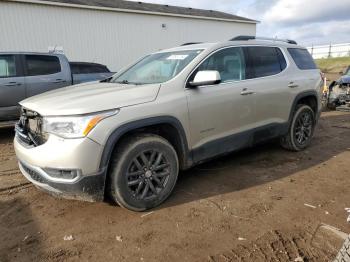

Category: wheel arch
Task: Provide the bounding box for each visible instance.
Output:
[288,90,319,125]
[99,116,192,174]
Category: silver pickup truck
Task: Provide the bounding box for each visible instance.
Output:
[0,52,113,125]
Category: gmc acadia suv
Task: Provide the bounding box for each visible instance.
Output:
[14,36,323,211]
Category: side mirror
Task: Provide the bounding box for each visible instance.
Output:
[189,70,221,88]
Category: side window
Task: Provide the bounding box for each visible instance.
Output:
[70,63,110,74]
[70,64,80,74]
[0,55,16,78]
[196,47,246,82]
[25,55,61,76]
[288,48,317,70]
[91,65,110,73]
[247,47,285,78]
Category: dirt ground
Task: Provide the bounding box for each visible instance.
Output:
[1,111,350,262]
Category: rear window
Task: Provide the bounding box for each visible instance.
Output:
[25,55,61,76]
[246,46,287,78]
[0,55,16,78]
[288,48,317,70]
[70,63,110,74]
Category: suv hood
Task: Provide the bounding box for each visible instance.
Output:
[20,82,161,116]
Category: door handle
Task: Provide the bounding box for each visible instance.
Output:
[288,82,299,88]
[4,82,21,86]
[52,79,66,83]
[240,90,255,95]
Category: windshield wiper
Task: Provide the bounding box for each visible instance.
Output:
[100,76,112,83]
[115,79,130,84]
[115,80,146,85]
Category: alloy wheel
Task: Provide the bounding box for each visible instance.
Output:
[294,111,313,145]
[126,150,170,200]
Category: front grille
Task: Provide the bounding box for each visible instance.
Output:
[21,162,46,183]
[16,108,45,147]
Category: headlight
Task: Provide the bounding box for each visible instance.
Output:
[42,109,118,138]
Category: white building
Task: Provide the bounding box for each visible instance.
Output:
[0,0,257,71]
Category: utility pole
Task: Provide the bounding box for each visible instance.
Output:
[328,43,332,58]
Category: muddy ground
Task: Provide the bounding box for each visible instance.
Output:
[0,111,349,262]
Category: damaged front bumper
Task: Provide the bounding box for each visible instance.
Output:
[14,132,107,202]
[18,160,106,202]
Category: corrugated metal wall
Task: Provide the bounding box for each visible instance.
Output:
[0,2,256,71]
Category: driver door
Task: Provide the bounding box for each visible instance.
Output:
[185,47,257,162]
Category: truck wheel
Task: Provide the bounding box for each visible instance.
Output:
[280,104,315,151]
[108,134,179,211]
[334,235,350,262]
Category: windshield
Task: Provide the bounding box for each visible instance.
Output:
[112,50,202,85]
[346,67,350,76]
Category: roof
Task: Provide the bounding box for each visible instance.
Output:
[159,43,217,53]
[159,39,303,53]
[9,0,258,23]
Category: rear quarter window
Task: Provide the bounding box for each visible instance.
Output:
[288,48,317,70]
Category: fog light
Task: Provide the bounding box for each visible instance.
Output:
[43,168,79,179]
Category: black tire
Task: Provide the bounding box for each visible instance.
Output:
[280,104,316,151]
[327,102,337,110]
[334,235,350,262]
[108,134,179,211]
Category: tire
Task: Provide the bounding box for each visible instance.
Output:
[334,235,350,262]
[327,102,337,110]
[108,134,179,211]
[280,104,316,151]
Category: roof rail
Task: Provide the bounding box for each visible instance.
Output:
[181,42,202,46]
[230,35,297,45]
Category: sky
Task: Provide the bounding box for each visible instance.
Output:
[129,0,350,46]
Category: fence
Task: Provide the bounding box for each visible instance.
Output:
[307,43,350,59]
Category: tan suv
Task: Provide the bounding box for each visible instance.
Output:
[14,36,323,211]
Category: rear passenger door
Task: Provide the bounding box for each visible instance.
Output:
[0,54,25,119]
[245,46,292,133]
[23,54,69,97]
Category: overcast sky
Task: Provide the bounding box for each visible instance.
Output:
[129,0,350,46]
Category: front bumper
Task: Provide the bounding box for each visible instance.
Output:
[14,134,107,201]
[18,161,106,201]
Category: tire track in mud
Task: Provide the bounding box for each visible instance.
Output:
[0,133,26,193]
[0,167,20,176]
[208,230,334,262]
[0,183,32,193]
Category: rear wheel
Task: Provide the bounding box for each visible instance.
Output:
[109,134,179,211]
[280,104,315,151]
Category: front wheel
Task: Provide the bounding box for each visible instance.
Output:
[280,104,316,151]
[109,134,179,211]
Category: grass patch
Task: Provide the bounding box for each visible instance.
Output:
[316,56,350,73]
